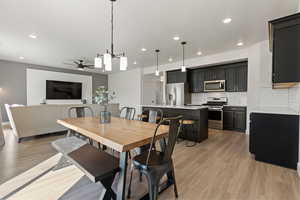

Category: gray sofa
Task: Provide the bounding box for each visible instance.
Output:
[8,104,120,142]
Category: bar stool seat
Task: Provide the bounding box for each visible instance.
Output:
[138,114,148,120]
[179,119,197,147]
[180,119,195,125]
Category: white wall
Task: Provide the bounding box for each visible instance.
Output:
[143,48,249,75]
[27,69,93,105]
[108,68,143,116]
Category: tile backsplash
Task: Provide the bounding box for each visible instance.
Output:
[191,92,247,106]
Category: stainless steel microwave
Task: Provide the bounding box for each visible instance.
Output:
[204,80,226,92]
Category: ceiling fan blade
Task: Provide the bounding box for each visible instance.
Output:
[63,62,75,66]
[74,61,80,65]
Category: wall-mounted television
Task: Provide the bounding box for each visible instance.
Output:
[46,80,82,100]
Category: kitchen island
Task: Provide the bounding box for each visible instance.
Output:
[141,105,208,143]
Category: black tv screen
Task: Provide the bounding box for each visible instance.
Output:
[46,80,82,100]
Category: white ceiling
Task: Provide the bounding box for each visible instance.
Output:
[0,0,298,73]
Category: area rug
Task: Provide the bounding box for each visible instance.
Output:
[0,154,148,200]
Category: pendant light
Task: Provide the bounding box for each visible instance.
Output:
[155,49,160,76]
[181,41,187,72]
[94,0,127,72]
[94,54,102,68]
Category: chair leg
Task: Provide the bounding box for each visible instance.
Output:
[66,129,72,137]
[171,164,179,198]
[139,172,143,182]
[127,165,134,199]
[144,172,159,200]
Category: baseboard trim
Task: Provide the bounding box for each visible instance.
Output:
[298,162,300,177]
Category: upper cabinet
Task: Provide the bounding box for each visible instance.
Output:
[167,70,187,84]
[269,13,300,87]
[225,62,248,92]
[186,61,248,93]
[188,69,205,93]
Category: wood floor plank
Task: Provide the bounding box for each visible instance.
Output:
[0,128,299,200]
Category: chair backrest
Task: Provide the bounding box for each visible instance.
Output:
[68,106,94,118]
[120,107,136,120]
[147,109,163,123]
[146,115,182,165]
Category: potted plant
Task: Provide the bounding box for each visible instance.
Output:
[94,86,116,123]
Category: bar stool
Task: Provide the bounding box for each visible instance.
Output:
[137,114,148,121]
[179,119,197,147]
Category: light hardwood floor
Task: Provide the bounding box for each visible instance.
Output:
[0,128,300,200]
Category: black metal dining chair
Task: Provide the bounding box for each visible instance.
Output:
[120,107,136,120]
[52,106,99,171]
[127,115,183,200]
[68,106,94,144]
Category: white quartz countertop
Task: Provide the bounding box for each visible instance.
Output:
[251,106,300,115]
[140,105,208,110]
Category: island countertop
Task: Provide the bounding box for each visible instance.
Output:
[140,105,208,110]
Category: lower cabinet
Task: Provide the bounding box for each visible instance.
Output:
[223,106,246,132]
[250,113,299,169]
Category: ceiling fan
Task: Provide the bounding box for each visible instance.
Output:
[63,59,94,71]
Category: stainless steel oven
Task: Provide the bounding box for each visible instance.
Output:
[202,97,228,130]
[204,80,225,92]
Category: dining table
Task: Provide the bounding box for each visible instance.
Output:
[57,116,170,200]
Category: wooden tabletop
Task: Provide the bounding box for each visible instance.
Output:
[57,117,169,152]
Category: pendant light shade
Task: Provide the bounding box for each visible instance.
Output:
[120,56,128,71]
[94,56,102,68]
[181,66,186,72]
[94,0,127,72]
[181,41,187,72]
[155,49,160,76]
[104,53,112,71]
[155,70,160,76]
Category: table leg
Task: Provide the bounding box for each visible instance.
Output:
[117,151,128,200]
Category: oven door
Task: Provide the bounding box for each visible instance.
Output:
[208,110,222,121]
[204,80,225,92]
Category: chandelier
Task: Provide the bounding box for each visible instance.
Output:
[94,0,127,71]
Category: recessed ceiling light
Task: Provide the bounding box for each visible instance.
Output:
[197,51,202,56]
[168,58,173,62]
[173,36,180,41]
[28,33,37,39]
[19,56,25,60]
[133,61,137,65]
[141,48,147,52]
[237,42,244,46]
[223,18,232,24]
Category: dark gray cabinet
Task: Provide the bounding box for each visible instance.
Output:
[204,68,225,81]
[270,13,300,83]
[225,63,247,92]
[167,70,187,83]
[250,113,299,169]
[225,67,236,92]
[189,69,205,93]
[223,106,247,132]
[187,61,247,93]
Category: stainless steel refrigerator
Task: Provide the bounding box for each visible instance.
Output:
[165,83,191,106]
